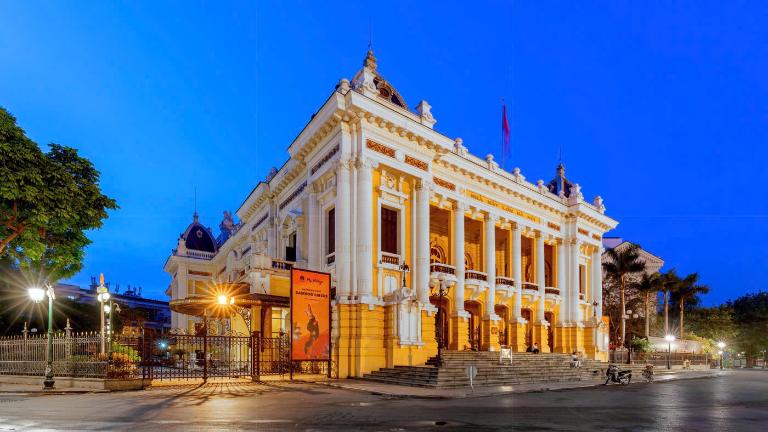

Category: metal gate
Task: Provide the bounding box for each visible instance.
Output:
[254,336,289,378]
[141,333,254,381]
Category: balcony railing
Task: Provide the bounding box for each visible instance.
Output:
[271,260,294,271]
[184,250,215,260]
[522,282,539,292]
[430,263,456,275]
[545,287,560,296]
[380,252,400,266]
[579,293,585,301]
[465,270,487,282]
[326,253,336,265]
[495,276,514,287]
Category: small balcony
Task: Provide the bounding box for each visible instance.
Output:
[271,259,294,272]
[183,250,215,260]
[380,252,400,266]
[522,282,539,292]
[326,252,336,265]
[545,287,561,296]
[430,263,456,276]
[465,270,488,282]
[495,276,514,287]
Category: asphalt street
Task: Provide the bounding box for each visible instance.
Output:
[0,369,766,431]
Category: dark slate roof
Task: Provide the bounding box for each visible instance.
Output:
[181,213,217,253]
[546,163,574,197]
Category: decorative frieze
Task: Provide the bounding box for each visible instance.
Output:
[433,177,456,191]
[367,139,395,157]
[547,222,561,231]
[592,233,601,241]
[188,270,211,277]
[464,190,541,224]
[405,155,428,171]
[578,228,589,236]
[310,144,340,175]
[279,181,308,211]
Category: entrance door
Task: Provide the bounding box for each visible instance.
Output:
[430,296,449,350]
[521,308,533,349]
[465,301,482,351]
[544,311,555,351]
[495,305,509,346]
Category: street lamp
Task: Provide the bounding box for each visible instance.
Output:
[430,275,449,367]
[96,274,110,355]
[717,341,726,370]
[665,334,676,370]
[28,285,56,389]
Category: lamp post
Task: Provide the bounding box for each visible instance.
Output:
[96,274,110,355]
[431,275,449,367]
[717,342,726,370]
[665,334,676,370]
[29,285,56,389]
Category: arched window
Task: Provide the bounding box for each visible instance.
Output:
[464,253,474,270]
[430,245,446,264]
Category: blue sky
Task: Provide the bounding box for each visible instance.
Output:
[1,1,766,304]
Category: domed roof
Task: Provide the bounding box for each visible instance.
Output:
[180,212,217,253]
[546,163,575,197]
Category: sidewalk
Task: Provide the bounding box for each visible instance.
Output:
[320,369,730,399]
[0,383,110,395]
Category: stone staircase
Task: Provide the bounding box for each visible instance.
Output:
[362,351,608,388]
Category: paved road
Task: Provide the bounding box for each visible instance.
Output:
[0,370,766,431]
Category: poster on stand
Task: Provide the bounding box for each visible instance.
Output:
[290,268,331,361]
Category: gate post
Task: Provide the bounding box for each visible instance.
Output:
[203,312,208,383]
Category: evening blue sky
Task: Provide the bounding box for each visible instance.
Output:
[1,1,766,304]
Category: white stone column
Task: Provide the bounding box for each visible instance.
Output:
[535,232,546,322]
[453,203,466,313]
[511,224,522,319]
[295,215,305,264]
[415,180,431,304]
[557,239,568,324]
[356,158,374,303]
[570,239,582,324]
[335,159,352,299]
[592,246,603,320]
[307,191,319,269]
[485,214,497,318]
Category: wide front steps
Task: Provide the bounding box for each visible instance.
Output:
[362,351,606,388]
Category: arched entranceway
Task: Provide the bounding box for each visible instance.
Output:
[494,305,510,347]
[465,300,482,351]
[430,295,450,350]
[544,311,555,351]
[521,308,533,349]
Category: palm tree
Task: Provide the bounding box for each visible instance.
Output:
[603,243,646,347]
[636,272,662,339]
[675,272,709,340]
[660,270,682,336]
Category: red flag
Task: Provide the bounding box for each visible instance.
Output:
[501,100,510,166]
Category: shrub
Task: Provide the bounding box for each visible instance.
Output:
[630,336,654,353]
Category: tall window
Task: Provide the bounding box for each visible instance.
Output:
[579,265,586,297]
[285,232,296,262]
[381,207,398,254]
[327,208,336,254]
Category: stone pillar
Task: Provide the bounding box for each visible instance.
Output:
[450,203,469,350]
[356,158,374,303]
[557,239,568,324]
[571,239,582,324]
[307,191,320,269]
[592,247,603,320]
[509,224,526,352]
[335,159,352,299]
[294,215,305,264]
[415,180,431,304]
[533,232,550,352]
[482,214,500,351]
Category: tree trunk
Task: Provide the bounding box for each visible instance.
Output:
[664,290,669,335]
[620,276,626,347]
[680,299,685,341]
[644,291,650,339]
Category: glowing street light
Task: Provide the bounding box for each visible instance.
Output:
[665,334,676,370]
[95,274,110,354]
[217,294,228,305]
[28,285,56,389]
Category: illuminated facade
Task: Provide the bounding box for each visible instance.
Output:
[165,51,618,377]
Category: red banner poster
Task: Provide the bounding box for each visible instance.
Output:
[290,269,331,361]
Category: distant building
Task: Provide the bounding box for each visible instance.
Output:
[55,277,171,333]
[602,237,664,275]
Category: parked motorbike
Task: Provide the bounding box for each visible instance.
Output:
[642,364,654,383]
[604,364,632,385]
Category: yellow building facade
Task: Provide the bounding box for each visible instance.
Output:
[165,51,618,378]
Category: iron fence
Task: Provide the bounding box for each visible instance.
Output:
[609,350,711,366]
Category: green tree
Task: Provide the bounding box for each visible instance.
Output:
[673,273,709,340]
[686,304,737,344]
[636,272,663,339]
[603,243,646,346]
[0,107,117,279]
[730,292,768,366]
